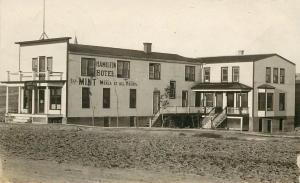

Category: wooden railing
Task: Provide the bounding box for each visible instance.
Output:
[227,107,249,115]
[6,71,63,81]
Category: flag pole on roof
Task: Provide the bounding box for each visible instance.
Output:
[39,0,49,40]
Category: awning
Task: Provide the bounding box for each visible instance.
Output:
[257,84,275,89]
[191,82,252,92]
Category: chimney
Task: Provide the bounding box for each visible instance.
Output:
[238,50,244,55]
[143,42,152,54]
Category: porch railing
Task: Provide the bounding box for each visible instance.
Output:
[227,107,249,115]
[160,106,214,114]
[6,71,63,82]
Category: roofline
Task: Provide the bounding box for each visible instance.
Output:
[68,51,203,65]
[15,37,71,46]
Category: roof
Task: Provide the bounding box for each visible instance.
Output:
[257,84,275,89]
[197,54,295,65]
[15,37,71,46]
[191,82,252,91]
[69,44,196,62]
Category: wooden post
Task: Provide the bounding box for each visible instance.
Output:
[32,89,35,114]
[5,86,9,114]
[18,86,21,113]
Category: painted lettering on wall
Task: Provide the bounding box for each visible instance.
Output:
[70,77,137,87]
[96,61,116,77]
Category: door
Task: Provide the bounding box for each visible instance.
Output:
[153,91,160,114]
[259,118,262,132]
[182,91,188,107]
[195,92,201,107]
[38,89,45,113]
[24,89,32,114]
[267,120,272,133]
[216,93,223,113]
[227,92,234,107]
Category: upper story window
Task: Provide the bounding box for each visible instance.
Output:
[81,58,95,76]
[280,68,285,84]
[221,67,228,82]
[32,56,53,73]
[117,60,130,78]
[204,67,210,83]
[47,57,53,72]
[273,68,278,83]
[149,63,161,80]
[266,67,271,83]
[232,67,239,82]
[185,66,195,81]
[169,80,176,99]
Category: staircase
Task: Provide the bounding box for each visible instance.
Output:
[201,107,216,129]
[212,107,227,128]
[145,110,162,127]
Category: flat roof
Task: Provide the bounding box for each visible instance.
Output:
[15,37,71,46]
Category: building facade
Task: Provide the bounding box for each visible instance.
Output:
[1,37,296,132]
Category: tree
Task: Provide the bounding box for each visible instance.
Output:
[160,85,170,127]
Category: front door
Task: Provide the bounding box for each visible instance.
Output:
[182,91,188,107]
[153,91,160,114]
[216,93,223,113]
[24,89,32,114]
[38,89,45,113]
[267,119,272,133]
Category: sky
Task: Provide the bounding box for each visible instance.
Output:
[0,0,300,80]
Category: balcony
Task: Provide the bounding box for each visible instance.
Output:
[6,71,63,82]
[160,106,214,114]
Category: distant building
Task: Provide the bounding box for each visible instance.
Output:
[295,74,300,127]
[1,37,296,132]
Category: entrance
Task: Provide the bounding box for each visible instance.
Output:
[216,92,223,113]
[153,91,160,114]
[267,119,272,133]
[38,89,45,113]
[259,118,262,132]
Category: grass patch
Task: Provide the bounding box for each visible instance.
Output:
[192,132,222,139]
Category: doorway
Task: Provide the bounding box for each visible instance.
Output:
[153,91,160,114]
[259,118,262,132]
[216,92,223,113]
[38,89,45,114]
[267,119,272,133]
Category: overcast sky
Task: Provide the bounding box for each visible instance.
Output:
[0,0,300,80]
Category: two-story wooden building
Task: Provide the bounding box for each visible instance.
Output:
[1,37,296,132]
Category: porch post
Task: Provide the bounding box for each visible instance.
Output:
[233,93,237,107]
[32,89,35,114]
[45,86,49,114]
[18,86,21,113]
[5,86,9,113]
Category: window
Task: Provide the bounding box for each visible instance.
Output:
[205,93,214,107]
[50,87,61,110]
[129,89,136,108]
[266,67,271,83]
[39,56,46,72]
[104,117,110,127]
[103,88,110,108]
[169,81,176,99]
[232,67,239,82]
[32,58,38,72]
[81,58,95,76]
[267,93,273,111]
[273,68,278,83]
[280,68,285,84]
[204,67,210,83]
[258,93,266,111]
[182,91,188,107]
[236,93,248,108]
[117,60,130,78]
[185,66,195,81]
[279,93,285,111]
[82,87,90,108]
[47,57,53,72]
[221,67,228,82]
[195,92,201,107]
[149,63,161,80]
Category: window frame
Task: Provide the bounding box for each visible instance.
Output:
[203,67,210,83]
[82,87,90,109]
[169,80,176,99]
[185,65,195,81]
[258,93,266,111]
[221,67,228,82]
[280,68,285,84]
[103,88,110,108]
[149,63,161,80]
[50,87,62,110]
[266,67,271,83]
[81,57,96,77]
[129,89,137,108]
[232,66,239,82]
[117,60,130,78]
[273,68,278,83]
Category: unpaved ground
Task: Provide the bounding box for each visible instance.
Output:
[0,124,299,183]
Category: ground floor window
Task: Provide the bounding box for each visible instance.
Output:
[104,117,110,127]
[130,116,135,127]
[50,87,61,110]
[82,87,90,108]
[236,93,248,108]
[267,93,273,111]
[258,93,266,111]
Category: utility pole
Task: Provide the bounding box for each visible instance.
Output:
[39,0,49,39]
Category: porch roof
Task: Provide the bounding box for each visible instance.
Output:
[257,84,275,89]
[191,82,252,91]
